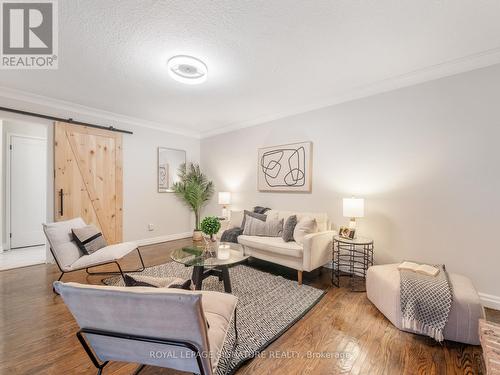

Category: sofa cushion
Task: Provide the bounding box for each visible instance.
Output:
[253,206,271,214]
[241,210,267,230]
[243,216,283,237]
[282,215,297,242]
[293,217,318,244]
[238,235,303,258]
[267,210,328,232]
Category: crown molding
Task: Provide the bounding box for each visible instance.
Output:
[0,86,200,139]
[200,46,500,139]
[2,46,500,140]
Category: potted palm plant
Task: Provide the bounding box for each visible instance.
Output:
[172,163,214,240]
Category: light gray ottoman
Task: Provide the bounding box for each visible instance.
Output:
[366,263,485,345]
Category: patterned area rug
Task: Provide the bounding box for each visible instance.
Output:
[104,262,326,375]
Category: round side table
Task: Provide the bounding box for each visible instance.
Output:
[332,235,374,292]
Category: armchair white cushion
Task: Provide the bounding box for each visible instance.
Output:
[69,242,138,270]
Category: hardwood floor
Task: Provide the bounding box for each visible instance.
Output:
[0,238,495,375]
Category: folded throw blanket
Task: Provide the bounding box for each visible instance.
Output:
[220,227,243,243]
[400,264,453,342]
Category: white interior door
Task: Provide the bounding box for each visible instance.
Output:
[9,135,47,249]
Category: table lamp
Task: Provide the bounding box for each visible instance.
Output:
[343,197,364,230]
[218,192,231,219]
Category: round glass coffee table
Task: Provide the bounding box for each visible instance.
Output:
[170,244,248,293]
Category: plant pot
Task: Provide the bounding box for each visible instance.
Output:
[193,230,203,241]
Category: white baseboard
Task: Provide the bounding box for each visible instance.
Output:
[135,232,192,247]
[479,293,500,310]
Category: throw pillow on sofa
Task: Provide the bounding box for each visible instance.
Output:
[282,215,298,242]
[253,206,271,214]
[293,217,318,244]
[243,215,283,237]
[241,209,267,229]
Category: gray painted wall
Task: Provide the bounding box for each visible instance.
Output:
[201,63,500,306]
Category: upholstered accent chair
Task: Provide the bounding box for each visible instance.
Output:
[43,218,144,290]
[54,281,238,375]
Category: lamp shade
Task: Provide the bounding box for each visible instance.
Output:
[218,192,231,205]
[343,198,364,218]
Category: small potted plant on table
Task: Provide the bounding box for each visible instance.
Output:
[200,216,221,242]
[200,216,221,255]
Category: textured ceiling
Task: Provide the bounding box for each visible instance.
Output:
[1,0,500,137]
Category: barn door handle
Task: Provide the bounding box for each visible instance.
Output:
[59,189,64,216]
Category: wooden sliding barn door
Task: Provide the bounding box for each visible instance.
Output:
[54,122,123,244]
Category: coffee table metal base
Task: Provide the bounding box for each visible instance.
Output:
[191,265,232,293]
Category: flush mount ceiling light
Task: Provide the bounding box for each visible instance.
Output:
[167,55,208,85]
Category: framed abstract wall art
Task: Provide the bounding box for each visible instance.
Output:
[257,141,312,192]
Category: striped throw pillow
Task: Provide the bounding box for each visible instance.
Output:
[72,225,107,255]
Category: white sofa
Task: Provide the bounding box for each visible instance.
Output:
[221,209,334,285]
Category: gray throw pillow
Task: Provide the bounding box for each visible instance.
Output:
[72,225,107,255]
[282,215,298,242]
[241,209,267,230]
[243,216,283,237]
[253,206,271,214]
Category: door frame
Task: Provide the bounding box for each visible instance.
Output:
[5,133,48,251]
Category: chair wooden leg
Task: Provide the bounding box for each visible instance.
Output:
[297,270,303,286]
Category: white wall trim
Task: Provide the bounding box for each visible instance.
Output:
[479,292,500,311]
[135,231,192,247]
[0,86,200,139]
[5,133,47,251]
[200,46,500,138]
